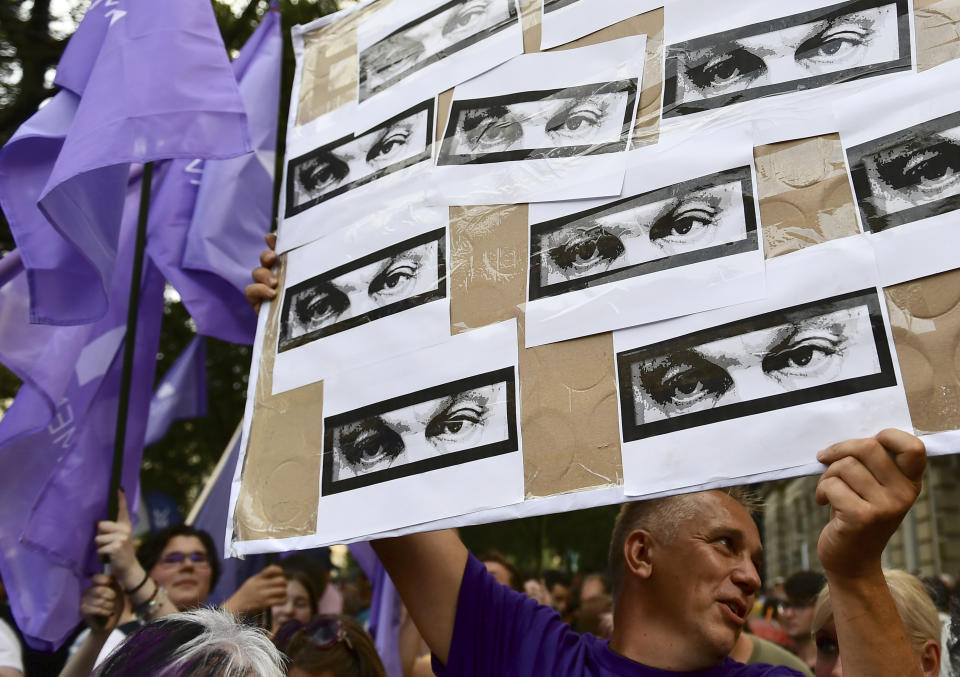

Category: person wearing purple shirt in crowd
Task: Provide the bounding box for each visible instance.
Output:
[248,240,930,677]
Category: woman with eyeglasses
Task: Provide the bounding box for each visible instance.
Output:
[274,615,386,677]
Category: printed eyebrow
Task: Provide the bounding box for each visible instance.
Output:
[462,105,511,132]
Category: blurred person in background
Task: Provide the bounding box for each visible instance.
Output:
[272,566,321,635]
[813,570,941,677]
[275,615,385,677]
[782,571,827,670]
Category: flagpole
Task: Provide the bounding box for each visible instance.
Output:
[108,161,154,521]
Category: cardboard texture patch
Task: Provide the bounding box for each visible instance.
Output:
[233,259,322,542]
[885,268,960,434]
[915,0,960,71]
[448,204,623,497]
[754,134,861,259]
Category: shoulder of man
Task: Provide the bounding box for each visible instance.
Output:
[747,635,814,677]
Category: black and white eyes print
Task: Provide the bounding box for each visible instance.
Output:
[438,80,637,164]
[529,167,758,300]
[664,0,911,117]
[278,230,446,352]
[359,0,518,100]
[848,110,960,232]
[322,368,518,494]
[616,290,896,440]
[285,100,433,218]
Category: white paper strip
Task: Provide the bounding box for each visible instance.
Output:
[432,36,646,205]
[272,203,452,395]
[539,0,661,50]
[524,121,765,348]
[354,0,524,132]
[834,58,960,286]
[663,0,916,144]
[614,236,913,497]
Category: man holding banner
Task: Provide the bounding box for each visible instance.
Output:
[248,260,930,676]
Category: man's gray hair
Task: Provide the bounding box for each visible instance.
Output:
[607,487,762,598]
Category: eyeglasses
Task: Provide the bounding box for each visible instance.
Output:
[158,552,210,568]
[304,617,354,653]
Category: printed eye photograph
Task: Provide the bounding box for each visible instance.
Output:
[663,0,910,118]
[617,289,897,440]
[543,0,581,11]
[529,167,757,300]
[847,110,960,232]
[278,229,446,352]
[322,368,518,494]
[359,0,518,101]
[437,79,637,164]
[285,100,433,217]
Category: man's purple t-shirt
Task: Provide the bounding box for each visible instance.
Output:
[433,554,803,677]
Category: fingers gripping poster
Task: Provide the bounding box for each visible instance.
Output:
[229,0,960,554]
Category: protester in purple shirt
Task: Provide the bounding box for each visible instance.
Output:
[249,249,930,677]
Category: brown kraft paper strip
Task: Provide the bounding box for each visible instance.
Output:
[884,269,960,434]
[234,257,323,542]
[449,205,622,498]
[915,0,960,72]
[754,134,861,259]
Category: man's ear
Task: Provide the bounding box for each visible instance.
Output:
[919,639,940,677]
[623,529,655,582]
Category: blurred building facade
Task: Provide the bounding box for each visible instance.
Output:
[763,454,960,580]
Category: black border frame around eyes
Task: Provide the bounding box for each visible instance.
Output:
[527,166,759,301]
[847,109,960,233]
[543,0,581,13]
[616,288,897,441]
[321,367,519,495]
[284,99,435,218]
[662,0,912,119]
[277,228,447,353]
[358,0,520,101]
[436,79,639,165]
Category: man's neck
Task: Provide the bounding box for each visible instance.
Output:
[610,609,724,672]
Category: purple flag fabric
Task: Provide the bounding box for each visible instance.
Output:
[182,9,282,300]
[143,335,207,447]
[349,542,404,677]
[148,10,281,344]
[0,0,251,326]
[0,176,165,650]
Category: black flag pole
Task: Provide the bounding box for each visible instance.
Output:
[107,161,154,522]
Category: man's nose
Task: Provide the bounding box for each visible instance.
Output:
[732,557,762,596]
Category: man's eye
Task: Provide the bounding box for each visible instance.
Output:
[649,206,717,246]
[300,154,349,193]
[442,0,492,38]
[369,261,420,298]
[545,102,605,140]
[686,48,765,91]
[652,362,733,412]
[549,227,625,273]
[425,406,484,443]
[294,287,348,327]
[762,339,839,379]
[339,419,404,469]
[367,130,412,164]
[815,636,839,656]
[796,29,867,64]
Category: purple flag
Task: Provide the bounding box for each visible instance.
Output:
[349,542,404,677]
[0,0,251,326]
[0,177,165,650]
[148,10,282,344]
[143,335,207,447]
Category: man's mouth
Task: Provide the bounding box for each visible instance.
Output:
[719,599,747,623]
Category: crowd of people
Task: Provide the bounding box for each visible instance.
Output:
[0,246,958,677]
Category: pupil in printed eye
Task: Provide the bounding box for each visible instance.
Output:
[788,346,814,367]
[446,421,463,433]
[566,117,583,131]
[711,59,738,81]
[917,158,949,182]
[577,241,597,260]
[819,39,844,56]
[676,380,701,395]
